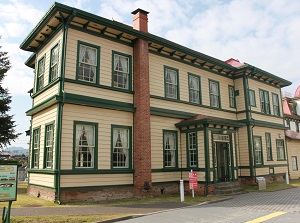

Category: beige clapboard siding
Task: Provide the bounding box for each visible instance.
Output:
[248,78,283,114]
[149,53,236,112]
[287,140,300,179]
[60,174,133,187]
[274,166,288,174]
[65,28,133,87]
[238,126,250,166]
[31,105,57,169]
[150,98,236,120]
[29,173,54,187]
[237,112,246,121]
[252,126,286,165]
[234,78,245,111]
[208,130,213,168]
[256,167,270,176]
[181,133,187,168]
[152,172,182,183]
[64,82,133,103]
[34,31,63,94]
[60,104,133,169]
[251,113,284,124]
[198,131,205,168]
[150,115,180,169]
[240,169,250,176]
[33,84,59,106]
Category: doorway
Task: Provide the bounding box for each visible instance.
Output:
[216,142,230,182]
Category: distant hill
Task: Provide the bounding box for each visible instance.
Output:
[2,146,29,156]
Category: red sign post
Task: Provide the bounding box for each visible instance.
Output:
[189,171,198,190]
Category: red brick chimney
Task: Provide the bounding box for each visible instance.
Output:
[131,8,149,32]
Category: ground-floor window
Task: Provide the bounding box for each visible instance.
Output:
[74,122,97,168]
[163,130,178,168]
[292,156,298,171]
[112,125,132,168]
[187,132,198,168]
[276,140,286,160]
[44,123,54,168]
[253,136,263,165]
[32,127,40,168]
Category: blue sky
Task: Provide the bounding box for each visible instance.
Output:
[1,0,300,149]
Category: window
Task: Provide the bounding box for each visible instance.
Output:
[32,128,40,168]
[292,156,298,171]
[228,85,235,108]
[209,80,220,108]
[49,44,59,82]
[272,93,280,116]
[165,66,179,99]
[259,90,270,114]
[36,57,45,91]
[113,52,131,90]
[112,126,132,168]
[187,132,197,168]
[249,89,256,106]
[163,130,178,168]
[253,136,263,165]
[77,42,99,83]
[276,139,285,160]
[74,122,97,168]
[265,133,272,161]
[188,74,200,104]
[44,123,54,168]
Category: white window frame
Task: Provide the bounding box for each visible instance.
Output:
[164,131,177,168]
[253,136,262,165]
[276,140,285,160]
[228,85,235,108]
[265,133,272,161]
[188,74,200,104]
[32,128,40,168]
[113,53,130,89]
[36,57,45,91]
[165,67,178,99]
[209,80,220,108]
[49,44,59,82]
[249,89,256,106]
[272,93,280,116]
[188,132,197,168]
[78,44,97,83]
[45,124,54,168]
[260,90,270,114]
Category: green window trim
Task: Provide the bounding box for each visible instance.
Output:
[43,121,55,169]
[188,73,201,104]
[110,124,133,170]
[272,93,280,117]
[276,139,286,161]
[36,55,45,92]
[164,66,180,100]
[209,79,221,108]
[253,136,263,166]
[73,121,98,170]
[186,131,198,168]
[228,85,236,108]
[76,40,100,84]
[111,51,132,91]
[259,89,271,114]
[249,89,256,107]
[163,130,178,169]
[265,133,273,161]
[49,42,60,84]
[31,126,41,169]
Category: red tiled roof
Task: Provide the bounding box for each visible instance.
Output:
[295,85,300,98]
[225,58,244,68]
[283,99,293,115]
[285,130,300,140]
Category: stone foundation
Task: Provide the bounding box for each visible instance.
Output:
[27,185,56,202]
[239,173,286,185]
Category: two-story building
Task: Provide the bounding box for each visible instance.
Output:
[20,2,292,203]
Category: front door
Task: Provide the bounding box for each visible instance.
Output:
[216,142,229,182]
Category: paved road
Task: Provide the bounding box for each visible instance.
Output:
[120,187,300,223]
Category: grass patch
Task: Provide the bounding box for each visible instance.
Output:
[11,214,131,223]
[241,179,300,192]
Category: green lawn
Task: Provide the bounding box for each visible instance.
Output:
[241,179,300,192]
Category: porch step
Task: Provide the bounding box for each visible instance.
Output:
[214,182,246,196]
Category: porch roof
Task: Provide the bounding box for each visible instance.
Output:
[175,114,245,128]
[285,130,300,140]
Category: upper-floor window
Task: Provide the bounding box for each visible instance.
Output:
[187,132,198,168]
[249,89,256,107]
[253,136,263,165]
[112,125,132,168]
[44,123,54,168]
[209,80,220,108]
[259,90,270,114]
[77,42,99,83]
[188,74,200,104]
[74,122,97,168]
[276,139,285,160]
[163,130,178,168]
[32,127,40,168]
[49,44,59,82]
[165,66,179,99]
[36,57,45,91]
[113,51,131,90]
[272,93,280,116]
[228,85,235,108]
